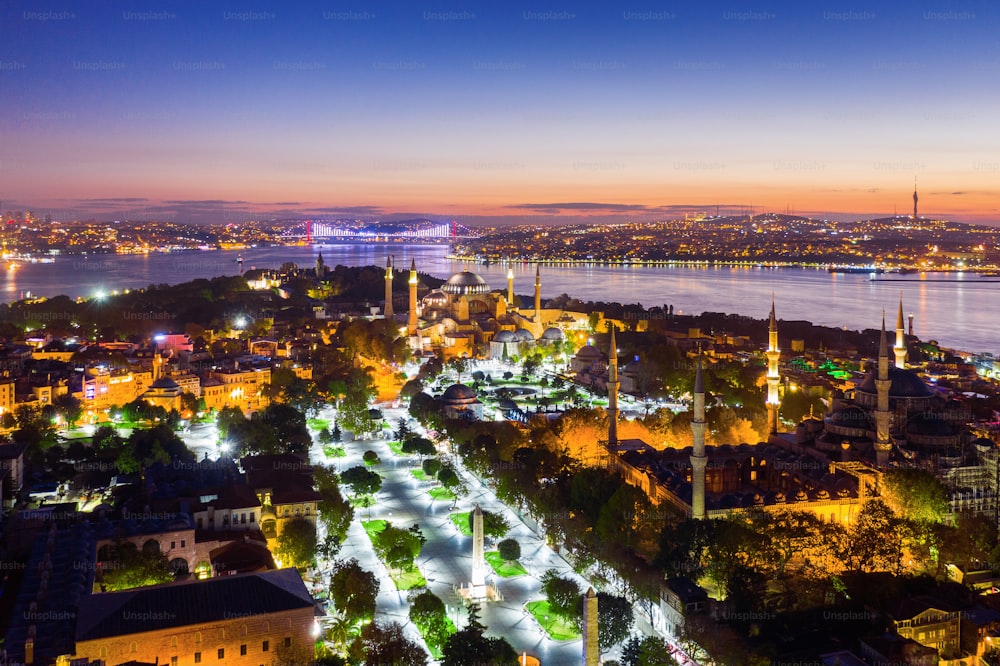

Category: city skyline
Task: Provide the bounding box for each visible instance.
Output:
[3,0,999,225]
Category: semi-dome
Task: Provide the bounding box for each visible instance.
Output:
[514,328,535,342]
[856,367,934,399]
[441,383,478,404]
[541,327,565,342]
[441,270,490,295]
[422,289,448,305]
[493,330,518,343]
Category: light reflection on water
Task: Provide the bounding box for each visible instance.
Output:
[4,244,996,354]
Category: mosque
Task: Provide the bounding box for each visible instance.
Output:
[602,298,995,524]
[382,257,573,359]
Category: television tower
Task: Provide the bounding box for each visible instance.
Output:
[912,176,918,221]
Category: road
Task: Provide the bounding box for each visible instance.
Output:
[311,403,608,665]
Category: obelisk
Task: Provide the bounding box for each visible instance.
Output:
[472,504,485,589]
[583,587,599,666]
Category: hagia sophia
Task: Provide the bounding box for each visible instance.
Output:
[383,257,575,359]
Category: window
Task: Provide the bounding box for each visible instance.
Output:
[240,644,247,656]
[130,641,138,653]
[250,514,256,523]
[181,539,186,547]
[218,648,225,659]
[171,658,178,666]
[100,647,108,658]
[284,637,291,648]
[262,640,270,652]
[170,541,176,549]
[170,636,178,647]
[194,631,202,644]
[195,652,202,663]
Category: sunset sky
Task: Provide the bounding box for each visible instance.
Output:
[2,0,999,225]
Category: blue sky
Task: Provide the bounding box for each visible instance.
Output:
[2,0,998,224]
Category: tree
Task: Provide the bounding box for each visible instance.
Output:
[275,517,317,570]
[401,435,436,457]
[409,590,452,653]
[422,457,442,477]
[313,465,354,556]
[881,468,950,524]
[100,547,174,591]
[437,465,460,490]
[621,636,677,666]
[329,558,379,625]
[840,499,903,573]
[53,394,83,429]
[362,450,380,466]
[467,509,511,540]
[373,523,425,570]
[541,569,582,622]
[349,621,427,666]
[340,466,382,497]
[441,604,518,666]
[498,538,521,563]
[577,592,634,652]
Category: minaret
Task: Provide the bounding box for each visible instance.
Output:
[894,294,906,369]
[507,268,515,307]
[912,176,919,221]
[384,256,394,318]
[152,349,163,382]
[533,265,541,321]
[690,355,707,520]
[765,297,781,435]
[583,587,599,666]
[908,312,914,337]
[407,259,418,335]
[607,326,619,447]
[874,313,892,467]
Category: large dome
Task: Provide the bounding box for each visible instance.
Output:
[493,330,518,343]
[441,271,490,295]
[441,383,478,404]
[856,367,934,399]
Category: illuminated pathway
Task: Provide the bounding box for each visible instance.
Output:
[312,405,600,665]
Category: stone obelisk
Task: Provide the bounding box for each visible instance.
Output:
[583,587,599,666]
[472,504,485,589]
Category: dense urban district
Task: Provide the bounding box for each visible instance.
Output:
[1,254,1000,666]
[3,206,1000,272]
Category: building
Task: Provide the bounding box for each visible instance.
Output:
[440,383,484,421]
[66,568,317,666]
[399,261,561,357]
[660,576,709,637]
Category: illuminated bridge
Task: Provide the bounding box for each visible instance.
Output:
[304,220,478,241]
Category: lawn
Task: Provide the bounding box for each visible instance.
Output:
[323,444,346,458]
[450,511,472,536]
[411,469,430,482]
[351,495,376,509]
[390,566,427,591]
[428,486,457,501]
[485,551,528,578]
[387,440,406,455]
[525,600,581,641]
[362,519,387,538]
[307,417,330,430]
